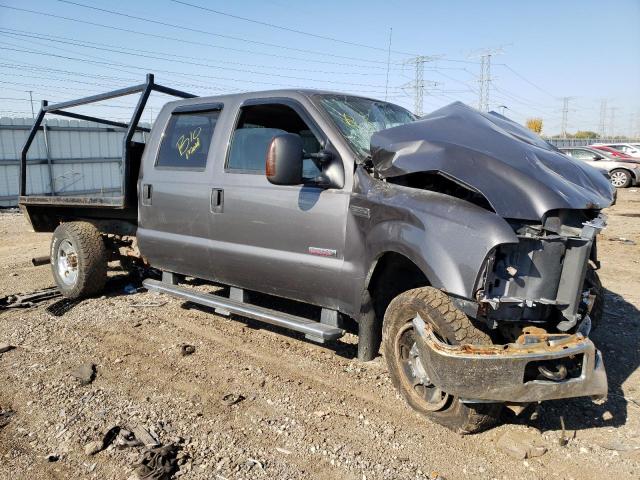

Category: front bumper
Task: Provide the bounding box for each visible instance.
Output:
[412,316,607,403]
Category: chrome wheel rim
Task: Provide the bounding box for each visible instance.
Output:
[57,240,79,286]
[396,322,450,412]
[610,171,628,187]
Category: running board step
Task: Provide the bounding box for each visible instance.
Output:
[143,279,344,344]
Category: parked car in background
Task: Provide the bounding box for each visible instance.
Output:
[591,145,634,159]
[560,146,640,188]
[593,143,640,158]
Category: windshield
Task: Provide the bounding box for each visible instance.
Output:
[317,95,417,159]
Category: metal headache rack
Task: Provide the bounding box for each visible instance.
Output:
[19,73,196,208]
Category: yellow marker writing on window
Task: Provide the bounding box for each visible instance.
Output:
[176,127,202,160]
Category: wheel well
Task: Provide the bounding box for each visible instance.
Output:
[610,168,632,178]
[367,252,430,322]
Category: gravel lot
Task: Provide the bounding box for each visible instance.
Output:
[1,189,640,480]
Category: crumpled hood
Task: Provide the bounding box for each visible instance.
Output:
[370,102,615,220]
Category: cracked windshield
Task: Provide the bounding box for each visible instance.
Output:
[318,95,417,159]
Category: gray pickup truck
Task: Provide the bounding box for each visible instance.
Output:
[19,74,614,433]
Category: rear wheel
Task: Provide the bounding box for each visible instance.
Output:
[51,222,108,299]
[382,287,501,434]
[610,169,631,188]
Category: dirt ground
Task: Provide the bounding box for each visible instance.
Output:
[1,189,639,480]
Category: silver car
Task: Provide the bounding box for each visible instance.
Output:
[560,146,640,188]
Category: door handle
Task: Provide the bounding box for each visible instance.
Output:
[142,183,152,206]
[210,188,224,213]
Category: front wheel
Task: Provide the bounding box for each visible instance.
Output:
[382,287,501,434]
[610,169,631,188]
[51,222,108,299]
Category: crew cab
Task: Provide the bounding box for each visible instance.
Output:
[19,74,614,433]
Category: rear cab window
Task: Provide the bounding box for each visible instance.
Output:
[156,105,222,170]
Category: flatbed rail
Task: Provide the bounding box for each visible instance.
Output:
[19,73,196,209]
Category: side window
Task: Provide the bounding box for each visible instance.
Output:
[156,110,220,169]
[226,103,323,179]
[573,149,593,160]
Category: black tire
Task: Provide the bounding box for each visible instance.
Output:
[584,267,604,329]
[382,287,501,434]
[609,169,631,188]
[50,222,108,299]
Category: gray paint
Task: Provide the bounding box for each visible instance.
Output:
[137,92,528,318]
[370,102,615,221]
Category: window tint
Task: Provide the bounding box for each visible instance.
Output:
[573,149,596,160]
[156,111,219,169]
[226,103,323,179]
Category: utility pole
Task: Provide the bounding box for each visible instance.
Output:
[384,27,392,101]
[598,99,608,138]
[609,107,618,138]
[403,55,439,116]
[560,97,573,139]
[27,90,35,119]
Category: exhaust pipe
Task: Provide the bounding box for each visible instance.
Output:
[31,255,51,266]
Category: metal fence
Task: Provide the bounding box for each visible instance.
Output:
[546,137,640,148]
[0,117,148,207]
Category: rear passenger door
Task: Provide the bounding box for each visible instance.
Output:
[137,103,222,279]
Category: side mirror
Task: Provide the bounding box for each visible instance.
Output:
[593,155,604,161]
[265,133,303,185]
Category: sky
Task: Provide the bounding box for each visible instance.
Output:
[0,0,638,136]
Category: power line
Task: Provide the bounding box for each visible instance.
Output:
[0,4,392,69]
[0,43,404,95]
[0,27,388,77]
[496,64,557,99]
[54,0,393,65]
[170,0,416,56]
[0,30,403,88]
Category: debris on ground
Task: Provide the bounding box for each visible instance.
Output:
[133,444,180,480]
[609,236,637,245]
[598,438,640,452]
[221,393,245,407]
[179,344,196,356]
[0,408,15,429]
[124,284,143,294]
[70,362,96,385]
[129,425,161,448]
[131,301,167,308]
[496,430,548,460]
[46,298,82,317]
[0,343,15,354]
[45,454,59,462]
[0,286,61,309]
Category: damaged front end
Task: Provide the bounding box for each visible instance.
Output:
[366,102,616,405]
[412,317,607,403]
[479,212,606,333]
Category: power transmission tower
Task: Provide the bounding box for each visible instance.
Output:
[609,107,618,138]
[403,55,439,116]
[469,47,505,112]
[560,97,575,139]
[598,99,608,138]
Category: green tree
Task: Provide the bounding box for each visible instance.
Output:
[574,131,598,139]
